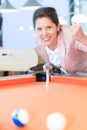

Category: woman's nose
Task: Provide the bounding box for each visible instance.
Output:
[42,29,48,35]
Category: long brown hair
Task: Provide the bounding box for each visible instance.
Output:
[33,7,60,29]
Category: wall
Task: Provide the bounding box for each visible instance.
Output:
[1,0,69,50]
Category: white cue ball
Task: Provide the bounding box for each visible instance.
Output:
[46,112,67,130]
[11,108,30,127]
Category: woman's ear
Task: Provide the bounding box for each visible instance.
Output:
[57,24,62,32]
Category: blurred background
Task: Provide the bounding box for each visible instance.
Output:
[0,0,87,76]
[0,0,87,50]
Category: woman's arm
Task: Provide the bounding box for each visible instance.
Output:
[70,23,87,45]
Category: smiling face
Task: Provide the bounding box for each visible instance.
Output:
[35,17,59,49]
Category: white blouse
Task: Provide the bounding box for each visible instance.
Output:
[46,46,68,74]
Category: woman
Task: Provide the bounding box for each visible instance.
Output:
[33,7,87,75]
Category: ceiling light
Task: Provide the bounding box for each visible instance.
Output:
[0,0,17,13]
[21,0,41,10]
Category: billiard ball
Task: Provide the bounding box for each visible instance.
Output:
[11,108,30,127]
[46,112,67,130]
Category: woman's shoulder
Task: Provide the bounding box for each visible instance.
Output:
[60,25,73,42]
[61,24,71,32]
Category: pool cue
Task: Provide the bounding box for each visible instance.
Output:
[46,69,50,90]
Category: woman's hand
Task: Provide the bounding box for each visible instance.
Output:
[71,23,87,44]
[43,63,53,72]
[70,23,84,40]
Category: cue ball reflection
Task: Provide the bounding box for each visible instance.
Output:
[11,108,30,127]
[46,112,67,130]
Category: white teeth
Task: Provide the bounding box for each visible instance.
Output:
[42,37,49,41]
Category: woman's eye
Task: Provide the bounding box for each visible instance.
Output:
[47,26,52,29]
[36,28,42,31]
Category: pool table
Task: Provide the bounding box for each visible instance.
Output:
[0,75,87,130]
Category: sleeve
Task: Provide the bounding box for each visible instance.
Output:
[35,45,50,64]
[74,40,87,52]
